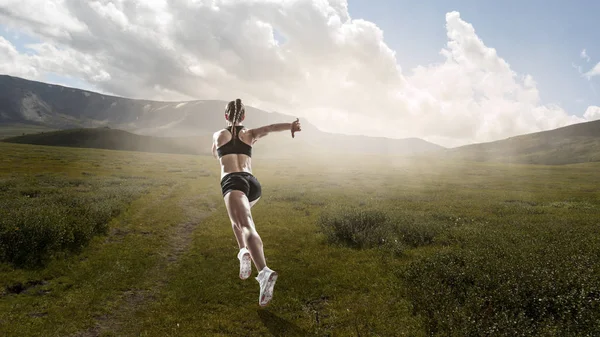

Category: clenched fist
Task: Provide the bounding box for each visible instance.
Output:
[291,118,302,138]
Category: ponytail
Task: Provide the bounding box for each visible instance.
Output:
[227,98,244,143]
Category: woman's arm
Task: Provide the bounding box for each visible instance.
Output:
[249,119,301,142]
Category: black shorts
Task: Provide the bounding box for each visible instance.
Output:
[220,172,262,203]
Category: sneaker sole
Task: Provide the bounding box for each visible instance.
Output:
[259,272,278,307]
[239,252,252,280]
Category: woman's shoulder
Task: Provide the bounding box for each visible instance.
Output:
[237,127,254,144]
[213,128,228,140]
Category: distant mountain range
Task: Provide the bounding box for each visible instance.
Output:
[0,74,443,156]
[2,74,599,165]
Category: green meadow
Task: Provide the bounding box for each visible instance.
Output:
[1,142,599,336]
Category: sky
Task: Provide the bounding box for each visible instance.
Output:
[0,0,599,148]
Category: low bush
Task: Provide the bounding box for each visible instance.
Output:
[316,204,401,251]
[0,175,155,268]
[400,226,600,336]
[317,205,460,252]
[395,220,447,248]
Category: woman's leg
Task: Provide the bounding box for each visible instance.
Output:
[224,191,267,271]
[231,223,246,250]
[249,197,260,208]
[226,192,277,306]
[231,197,261,249]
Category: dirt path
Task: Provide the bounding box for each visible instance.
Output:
[70,183,218,337]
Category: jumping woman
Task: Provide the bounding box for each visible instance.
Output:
[212,98,301,307]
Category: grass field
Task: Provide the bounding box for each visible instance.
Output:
[1,142,599,336]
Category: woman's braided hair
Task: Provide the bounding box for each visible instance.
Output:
[226,98,245,142]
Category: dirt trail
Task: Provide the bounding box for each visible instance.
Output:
[70,184,217,337]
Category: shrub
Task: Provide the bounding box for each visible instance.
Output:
[317,205,396,249]
[0,175,155,268]
[395,220,447,248]
[316,204,462,254]
[400,230,600,336]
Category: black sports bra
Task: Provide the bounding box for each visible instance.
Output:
[216,126,252,158]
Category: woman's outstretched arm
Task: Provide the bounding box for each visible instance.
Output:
[249,118,301,143]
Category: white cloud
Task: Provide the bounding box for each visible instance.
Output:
[0,36,40,78]
[584,106,600,121]
[581,48,591,62]
[584,62,600,79]
[0,0,88,39]
[0,1,594,147]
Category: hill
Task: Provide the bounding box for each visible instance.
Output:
[443,119,600,165]
[0,74,443,156]
[2,127,210,156]
[0,123,57,140]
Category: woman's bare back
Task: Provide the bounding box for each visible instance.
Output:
[214,127,254,179]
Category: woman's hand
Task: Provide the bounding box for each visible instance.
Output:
[291,118,302,138]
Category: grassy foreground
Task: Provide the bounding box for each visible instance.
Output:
[1,142,599,336]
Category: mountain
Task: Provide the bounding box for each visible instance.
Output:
[0,74,443,156]
[4,74,599,164]
[442,120,600,165]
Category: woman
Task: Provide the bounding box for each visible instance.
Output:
[211,98,301,307]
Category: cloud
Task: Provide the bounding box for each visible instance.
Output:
[584,62,600,79]
[0,1,594,147]
[584,106,600,121]
[0,36,40,78]
[581,48,591,62]
[572,62,583,75]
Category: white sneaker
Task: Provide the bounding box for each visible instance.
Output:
[256,267,278,307]
[237,248,252,280]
